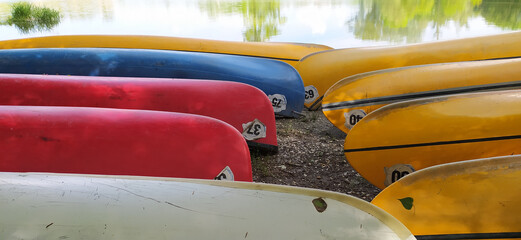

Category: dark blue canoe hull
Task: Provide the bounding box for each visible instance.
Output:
[0,48,304,117]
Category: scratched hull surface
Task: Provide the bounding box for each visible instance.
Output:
[297,31,521,110]
[0,74,277,152]
[0,106,252,181]
[344,90,521,189]
[0,35,332,67]
[0,48,304,118]
[372,155,521,240]
[0,172,416,240]
[322,58,521,133]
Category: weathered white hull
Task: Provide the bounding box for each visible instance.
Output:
[0,172,415,240]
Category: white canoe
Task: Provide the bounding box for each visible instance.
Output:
[0,172,415,240]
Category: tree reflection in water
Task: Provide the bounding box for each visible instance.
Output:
[346,0,521,43]
[1,2,61,34]
[199,0,286,42]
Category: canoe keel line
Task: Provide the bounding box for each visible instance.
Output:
[345,134,521,153]
[323,80,521,111]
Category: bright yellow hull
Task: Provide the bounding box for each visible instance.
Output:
[323,58,521,133]
[372,155,521,239]
[344,90,521,189]
[0,35,332,68]
[297,31,521,110]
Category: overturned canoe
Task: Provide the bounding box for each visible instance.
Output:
[372,155,521,240]
[297,31,521,110]
[0,106,252,181]
[0,35,332,67]
[0,48,304,118]
[322,58,521,133]
[344,90,521,189]
[0,73,277,152]
[0,172,416,240]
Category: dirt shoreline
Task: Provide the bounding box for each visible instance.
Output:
[251,109,380,202]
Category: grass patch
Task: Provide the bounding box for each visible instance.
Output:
[4,2,61,33]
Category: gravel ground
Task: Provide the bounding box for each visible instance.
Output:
[251,109,380,202]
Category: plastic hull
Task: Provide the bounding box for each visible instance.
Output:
[0,74,277,152]
[0,106,252,181]
[373,155,521,240]
[0,35,332,67]
[322,58,521,133]
[0,172,416,240]
[0,48,304,118]
[344,90,521,189]
[297,31,521,110]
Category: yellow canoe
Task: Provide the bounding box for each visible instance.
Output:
[344,90,521,189]
[372,155,521,240]
[0,35,332,68]
[0,172,416,240]
[322,58,521,133]
[297,31,521,110]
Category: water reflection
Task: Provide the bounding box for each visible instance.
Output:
[0,0,115,20]
[348,0,483,43]
[0,0,519,46]
[33,0,114,20]
[480,0,521,30]
[199,0,286,41]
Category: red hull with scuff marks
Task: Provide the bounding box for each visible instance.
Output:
[0,74,277,152]
[0,106,252,181]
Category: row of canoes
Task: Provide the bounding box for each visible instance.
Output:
[3,32,521,111]
[3,155,520,240]
[0,37,308,183]
[3,32,521,239]
[338,88,521,238]
[306,32,521,239]
[0,35,417,239]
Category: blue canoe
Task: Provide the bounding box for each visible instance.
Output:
[0,48,304,118]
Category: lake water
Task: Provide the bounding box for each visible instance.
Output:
[0,0,520,48]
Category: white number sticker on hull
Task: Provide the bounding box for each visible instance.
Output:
[344,109,367,130]
[304,85,318,104]
[384,164,415,186]
[268,94,287,113]
[242,119,267,141]
[214,166,234,181]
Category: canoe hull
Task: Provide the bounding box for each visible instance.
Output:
[0,48,305,118]
[0,73,277,152]
[298,31,521,110]
[0,172,415,240]
[344,90,521,189]
[322,58,521,133]
[0,35,332,67]
[0,106,252,181]
[372,155,521,239]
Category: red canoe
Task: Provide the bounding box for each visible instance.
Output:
[0,74,277,152]
[0,106,252,181]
